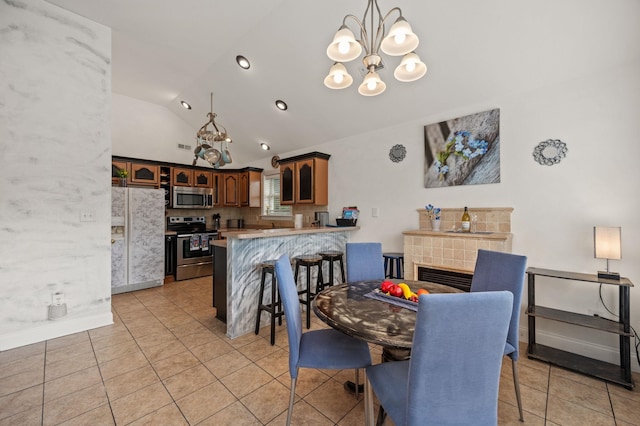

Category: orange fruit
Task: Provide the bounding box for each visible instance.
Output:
[417,289,430,296]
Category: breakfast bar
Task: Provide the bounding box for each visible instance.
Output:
[213,226,359,339]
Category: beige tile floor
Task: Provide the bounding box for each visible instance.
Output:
[1,277,639,425]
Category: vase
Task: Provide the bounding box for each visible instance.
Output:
[431,219,441,231]
[119,178,127,187]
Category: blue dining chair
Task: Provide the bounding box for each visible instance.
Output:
[346,242,385,282]
[471,249,528,422]
[364,291,513,426]
[273,255,372,426]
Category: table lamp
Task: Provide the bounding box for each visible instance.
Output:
[594,226,621,280]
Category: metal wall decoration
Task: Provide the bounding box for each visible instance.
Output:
[533,139,567,165]
[424,108,500,188]
[389,144,407,162]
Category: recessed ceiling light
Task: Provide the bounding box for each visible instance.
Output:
[180,100,192,110]
[260,142,271,151]
[275,100,288,111]
[236,55,250,69]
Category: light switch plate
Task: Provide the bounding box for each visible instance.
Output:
[372,207,379,217]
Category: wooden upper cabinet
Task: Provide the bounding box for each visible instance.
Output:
[222,173,239,207]
[280,154,328,205]
[112,160,129,186]
[240,170,262,207]
[172,167,193,187]
[280,163,295,205]
[194,171,213,188]
[130,163,160,186]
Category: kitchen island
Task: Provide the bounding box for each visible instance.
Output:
[213,226,359,339]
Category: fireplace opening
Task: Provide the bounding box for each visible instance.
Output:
[417,266,473,292]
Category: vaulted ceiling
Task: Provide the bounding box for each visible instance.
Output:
[45,0,639,165]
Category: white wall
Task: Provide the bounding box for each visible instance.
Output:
[0,0,113,349]
[112,93,198,165]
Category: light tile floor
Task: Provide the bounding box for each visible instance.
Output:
[1,277,639,425]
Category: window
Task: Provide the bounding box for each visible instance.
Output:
[262,172,291,217]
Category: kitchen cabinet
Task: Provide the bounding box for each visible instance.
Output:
[279,152,329,205]
[526,267,634,389]
[129,163,160,187]
[172,167,193,187]
[159,166,171,207]
[240,170,262,207]
[194,170,213,188]
[222,173,239,207]
[111,160,129,186]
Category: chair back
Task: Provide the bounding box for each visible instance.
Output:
[345,242,385,282]
[407,291,513,426]
[471,249,527,360]
[274,254,303,378]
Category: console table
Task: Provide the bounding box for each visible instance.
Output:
[526,267,634,389]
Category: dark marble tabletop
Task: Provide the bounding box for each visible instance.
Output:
[313,280,463,349]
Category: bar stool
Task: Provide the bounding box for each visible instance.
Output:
[383,252,404,279]
[255,260,284,345]
[318,250,346,291]
[293,254,324,329]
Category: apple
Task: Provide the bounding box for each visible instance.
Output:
[391,285,403,298]
[380,280,394,293]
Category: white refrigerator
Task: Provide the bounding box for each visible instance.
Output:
[111,187,165,294]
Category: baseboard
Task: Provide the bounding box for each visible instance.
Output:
[520,326,639,373]
[0,311,113,351]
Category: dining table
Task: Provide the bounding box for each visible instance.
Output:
[313,279,463,352]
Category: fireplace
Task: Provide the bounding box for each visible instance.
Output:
[417,266,472,292]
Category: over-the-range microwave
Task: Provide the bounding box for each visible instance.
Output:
[172,186,214,209]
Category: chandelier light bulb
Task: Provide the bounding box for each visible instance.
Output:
[358,70,386,96]
[380,17,419,56]
[394,52,427,82]
[326,26,362,62]
[338,41,350,54]
[324,63,353,89]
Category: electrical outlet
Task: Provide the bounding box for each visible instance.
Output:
[372,207,379,217]
[80,210,96,222]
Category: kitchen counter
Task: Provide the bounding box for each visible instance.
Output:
[403,230,511,240]
[219,226,359,240]
[214,226,359,339]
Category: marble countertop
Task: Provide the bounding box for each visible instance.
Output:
[219,226,359,240]
[403,230,511,240]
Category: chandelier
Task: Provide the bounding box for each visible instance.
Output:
[193,93,233,168]
[324,0,427,96]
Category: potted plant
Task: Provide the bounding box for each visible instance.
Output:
[425,204,441,231]
[117,169,128,187]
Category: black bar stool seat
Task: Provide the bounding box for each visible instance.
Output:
[318,250,346,291]
[383,252,405,279]
[293,254,324,329]
[255,260,284,345]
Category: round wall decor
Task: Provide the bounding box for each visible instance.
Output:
[271,155,280,168]
[389,144,406,163]
[533,139,567,166]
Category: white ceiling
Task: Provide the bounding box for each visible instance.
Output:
[46,0,639,165]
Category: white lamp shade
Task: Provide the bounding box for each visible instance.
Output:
[394,52,427,82]
[380,18,419,56]
[326,26,362,62]
[594,226,622,260]
[358,70,386,96]
[324,63,353,89]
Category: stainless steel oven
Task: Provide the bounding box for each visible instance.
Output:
[176,232,217,280]
[173,186,214,209]
[167,216,218,281]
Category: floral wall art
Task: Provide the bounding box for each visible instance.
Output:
[423,108,500,188]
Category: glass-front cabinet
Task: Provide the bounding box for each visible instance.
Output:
[130,163,160,186]
[279,152,329,205]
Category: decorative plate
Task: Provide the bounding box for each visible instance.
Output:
[533,139,568,165]
[271,155,280,168]
[389,144,406,163]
